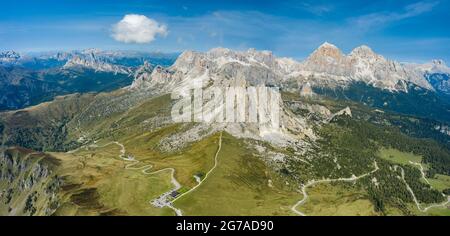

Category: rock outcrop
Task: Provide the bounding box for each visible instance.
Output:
[0,148,62,216]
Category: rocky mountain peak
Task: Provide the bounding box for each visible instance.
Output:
[63,54,131,74]
[50,52,72,61]
[349,45,379,59]
[171,50,206,73]
[246,48,273,57]
[143,60,152,69]
[81,48,102,55]
[207,47,232,57]
[0,50,22,64]
[431,59,447,67]
[171,47,283,75]
[176,50,202,61]
[428,59,450,74]
[129,61,156,89]
[409,59,450,75]
[310,42,343,59]
[135,61,153,74]
[0,50,21,58]
[302,42,349,76]
[319,42,338,49]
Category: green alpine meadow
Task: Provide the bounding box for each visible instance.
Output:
[1,0,449,217]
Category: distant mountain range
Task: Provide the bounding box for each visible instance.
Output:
[0,49,178,69]
[0,49,178,110]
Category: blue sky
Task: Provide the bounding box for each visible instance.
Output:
[1,0,449,62]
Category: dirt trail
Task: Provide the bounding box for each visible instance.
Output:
[172,131,223,203]
[408,161,431,185]
[398,166,450,213]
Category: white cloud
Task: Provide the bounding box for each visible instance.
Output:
[351,1,439,29]
[111,14,168,44]
[301,3,333,16]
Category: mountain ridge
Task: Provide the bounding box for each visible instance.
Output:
[129,43,449,94]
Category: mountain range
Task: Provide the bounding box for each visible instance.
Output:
[0,43,449,216]
[128,43,450,121]
[0,49,178,110]
[129,43,450,93]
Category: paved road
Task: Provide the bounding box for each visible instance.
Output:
[70,140,184,215]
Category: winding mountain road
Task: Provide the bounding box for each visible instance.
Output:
[67,135,449,216]
[70,140,184,215]
[398,166,450,213]
[106,132,223,216]
[291,161,379,216]
[107,141,184,215]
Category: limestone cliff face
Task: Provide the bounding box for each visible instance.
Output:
[0,148,62,216]
[124,44,445,148]
[130,43,437,93]
[300,43,433,92]
[129,47,301,92]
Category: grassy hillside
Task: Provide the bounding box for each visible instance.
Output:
[174,133,300,216]
[1,89,449,216]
